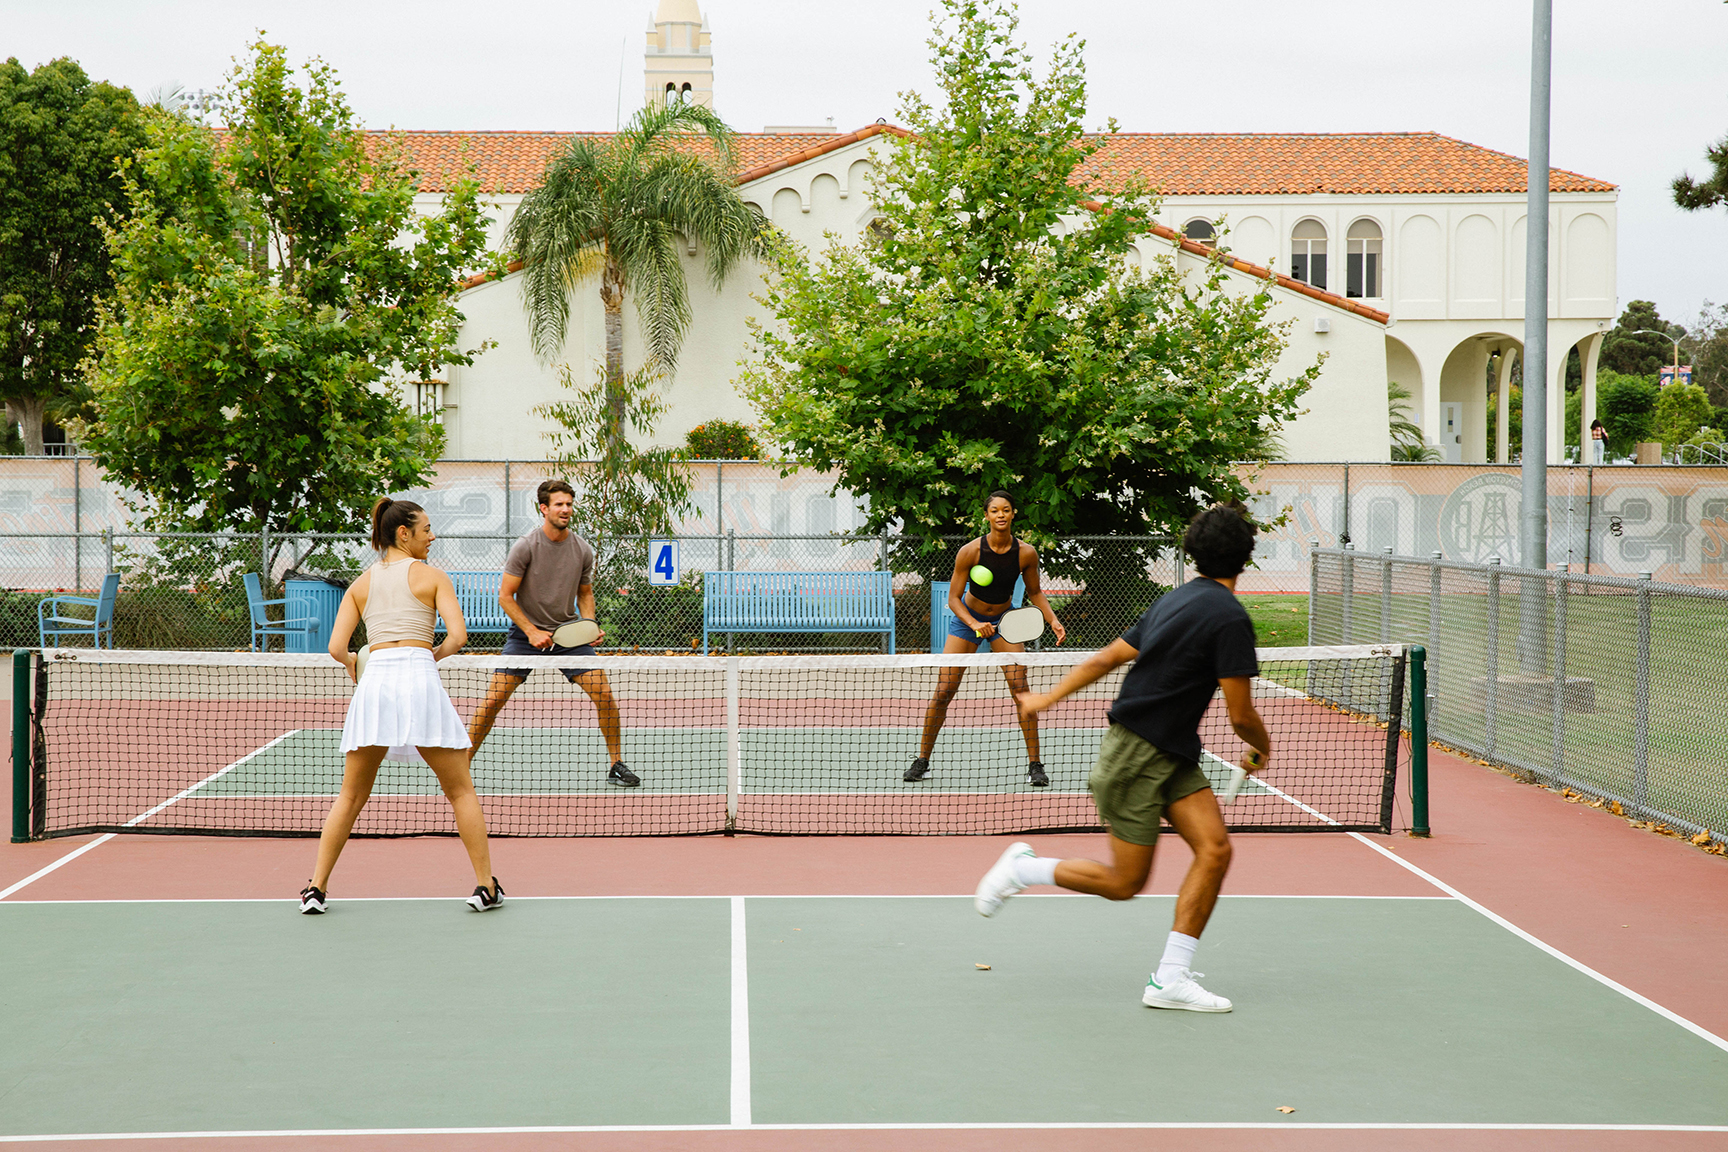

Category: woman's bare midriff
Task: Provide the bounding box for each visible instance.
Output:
[964,591,1014,616]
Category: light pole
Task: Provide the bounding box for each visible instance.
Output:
[1630,329,1684,384]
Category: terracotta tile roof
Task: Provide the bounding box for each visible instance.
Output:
[1082,132,1615,196]
[383,127,898,194]
[384,126,1612,197]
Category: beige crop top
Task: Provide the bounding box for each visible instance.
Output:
[362,557,436,645]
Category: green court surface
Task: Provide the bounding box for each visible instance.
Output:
[196,726,1262,797]
[2,895,1725,1137]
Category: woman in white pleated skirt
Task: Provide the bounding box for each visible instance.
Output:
[300,497,502,915]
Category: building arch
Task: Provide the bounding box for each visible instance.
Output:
[1345,217,1384,299]
[1290,217,1328,289]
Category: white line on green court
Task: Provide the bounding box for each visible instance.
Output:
[1346,831,1728,1056]
[4,1122,1727,1141]
[123,730,297,823]
[730,893,752,1127]
[0,732,299,901]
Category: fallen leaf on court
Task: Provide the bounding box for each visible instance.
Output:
[1277,1106,1296,1114]
[976,963,991,970]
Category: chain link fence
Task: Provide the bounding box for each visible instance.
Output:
[1310,545,1728,851]
[0,529,1179,655]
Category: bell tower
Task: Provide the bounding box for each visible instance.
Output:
[644,0,713,110]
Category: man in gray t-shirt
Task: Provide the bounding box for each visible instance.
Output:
[465,479,639,787]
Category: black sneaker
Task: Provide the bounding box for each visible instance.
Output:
[607,761,641,787]
[299,883,327,915]
[1027,762,1050,788]
[466,876,505,912]
[904,757,931,782]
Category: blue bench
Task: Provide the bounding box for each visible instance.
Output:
[929,574,1024,652]
[434,570,513,636]
[703,571,895,654]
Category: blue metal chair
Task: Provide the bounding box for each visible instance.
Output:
[244,572,322,653]
[38,571,121,649]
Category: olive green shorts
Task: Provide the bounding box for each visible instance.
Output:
[1088,724,1213,846]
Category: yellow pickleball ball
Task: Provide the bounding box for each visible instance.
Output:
[969,564,993,587]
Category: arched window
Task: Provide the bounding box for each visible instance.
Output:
[666,83,677,96]
[1346,219,1383,298]
[1291,219,1327,289]
[681,82,693,96]
[1183,219,1216,244]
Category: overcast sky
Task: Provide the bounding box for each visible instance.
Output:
[9,0,1727,329]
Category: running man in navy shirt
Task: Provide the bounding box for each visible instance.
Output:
[972,503,1272,1012]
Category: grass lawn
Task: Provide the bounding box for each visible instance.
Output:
[1239,593,1309,647]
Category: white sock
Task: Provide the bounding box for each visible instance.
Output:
[1009,853,1059,887]
[1155,931,1200,985]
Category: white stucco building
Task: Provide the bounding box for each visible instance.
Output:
[392,0,1618,465]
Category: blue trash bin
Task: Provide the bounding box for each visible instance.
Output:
[284,578,343,653]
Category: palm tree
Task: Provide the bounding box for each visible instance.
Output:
[505,101,767,437]
[1388,380,1441,462]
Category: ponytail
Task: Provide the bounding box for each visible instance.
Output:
[370,497,425,551]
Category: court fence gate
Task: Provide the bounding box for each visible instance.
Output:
[1308,544,1728,852]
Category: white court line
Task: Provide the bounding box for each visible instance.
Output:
[0,835,116,901]
[1346,831,1728,1056]
[729,894,752,1127]
[0,893,1457,905]
[0,732,297,902]
[120,731,299,827]
[2,1122,1726,1141]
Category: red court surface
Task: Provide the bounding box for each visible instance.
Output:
[4,743,1727,1151]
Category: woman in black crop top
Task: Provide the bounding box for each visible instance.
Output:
[905,491,1066,787]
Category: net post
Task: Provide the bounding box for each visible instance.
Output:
[11,649,31,843]
[725,656,740,834]
[1307,538,1319,645]
[1633,571,1651,810]
[1380,546,1393,642]
[1408,645,1430,837]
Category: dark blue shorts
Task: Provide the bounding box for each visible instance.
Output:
[498,626,598,681]
[947,607,1006,651]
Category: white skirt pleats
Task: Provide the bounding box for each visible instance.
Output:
[340,646,471,763]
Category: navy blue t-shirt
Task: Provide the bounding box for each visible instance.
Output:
[1107,578,1259,763]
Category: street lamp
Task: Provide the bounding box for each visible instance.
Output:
[1631,328,1685,385]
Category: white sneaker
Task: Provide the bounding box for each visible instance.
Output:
[974,841,1033,917]
[1142,969,1233,1012]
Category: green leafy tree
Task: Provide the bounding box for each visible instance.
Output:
[1651,382,1713,448]
[743,0,1315,572]
[1681,300,1728,409]
[1673,134,1728,212]
[0,57,145,455]
[540,363,691,540]
[80,40,498,567]
[1599,301,1683,377]
[1596,370,1660,453]
[1388,380,1439,461]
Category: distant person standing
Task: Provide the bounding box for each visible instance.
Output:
[1590,419,1608,464]
[466,480,639,787]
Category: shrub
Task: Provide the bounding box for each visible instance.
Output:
[683,420,761,460]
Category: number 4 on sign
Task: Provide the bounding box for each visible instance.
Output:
[648,540,679,586]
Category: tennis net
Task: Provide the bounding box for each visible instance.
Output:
[14,645,1408,839]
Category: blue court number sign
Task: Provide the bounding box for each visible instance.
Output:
[648,540,679,586]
